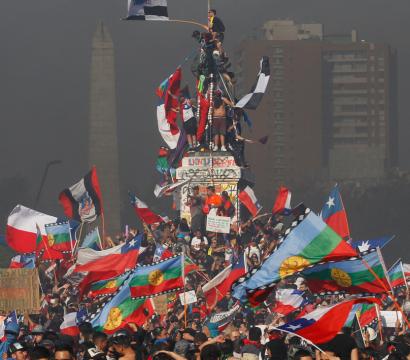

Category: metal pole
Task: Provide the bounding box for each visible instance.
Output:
[34,160,62,208]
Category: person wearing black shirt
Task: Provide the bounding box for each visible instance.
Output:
[321,331,359,360]
[208,9,225,42]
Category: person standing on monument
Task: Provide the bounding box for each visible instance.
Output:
[203,185,222,214]
[212,91,233,152]
[185,185,204,233]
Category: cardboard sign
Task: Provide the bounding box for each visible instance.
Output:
[206,214,231,234]
[380,311,402,327]
[153,294,168,315]
[0,269,40,313]
[179,290,197,305]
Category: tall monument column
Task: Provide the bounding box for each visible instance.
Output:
[89,21,121,235]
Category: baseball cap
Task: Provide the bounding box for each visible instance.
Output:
[9,343,25,354]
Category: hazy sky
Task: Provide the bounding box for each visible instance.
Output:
[1,0,409,227]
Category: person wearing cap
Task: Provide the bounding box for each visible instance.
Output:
[31,325,45,346]
[9,343,27,360]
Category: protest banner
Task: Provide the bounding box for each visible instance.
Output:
[0,269,40,313]
[153,295,168,315]
[206,214,231,234]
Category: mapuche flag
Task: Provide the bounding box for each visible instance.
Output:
[388,259,407,291]
[301,250,389,295]
[277,297,380,345]
[88,273,129,299]
[90,284,154,334]
[44,222,73,253]
[321,185,350,240]
[232,209,358,304]
[129,255,184,299]
[59,166,103,223]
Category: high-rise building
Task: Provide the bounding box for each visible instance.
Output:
[322,41,398,180]
[89,22,121,235]
[236,21,397,201]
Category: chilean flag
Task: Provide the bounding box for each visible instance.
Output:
[129,192,164,225]
[272,289,308,316]
[6,205,57,253]
[272,186,292,215]
[321,185,350,240]
[238,186,262,217]
[9,254,36,269]
[403,263,410,279]
[60,312,80,337]
[203,253,247,309]
[277,297,380,344]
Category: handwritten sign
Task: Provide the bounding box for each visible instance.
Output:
[380,311,402,327]
[179,290,197,305]
[206,214,231,234]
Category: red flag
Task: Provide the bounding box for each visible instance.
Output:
[164,67,181,135]
[129,193,164,225]
[197,92,209,141]
[272,186,292,215]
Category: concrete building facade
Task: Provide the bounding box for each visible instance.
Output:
[88,22,121,235]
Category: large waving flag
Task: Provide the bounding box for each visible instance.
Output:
[59,166,103,223]
[125,0,169,21]
[321,185,350,240]
[272,186,292,216]
[232,209,358,304]
[235,57,270,110]
[272,289,308,316]
[129,192,164,225]
[350,235,394,254]
[301,250,389,295]
[203,253,247,309]
[74,234,143,274]
[6,205,57,253]
[388,259,407,291]
[89,281,154,334]
[60,312,80,337]
[276,298,380,345]
[238,186,262,217]
[129,255,183,299]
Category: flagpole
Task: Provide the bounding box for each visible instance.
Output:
[168,19,208,30]
[360,255,410,328]
[73,221,85,256]
[270,327,326,355]
[355,312,366,347]
[101,212,106,249]
[182,252,187,327]
[375,303,384,343]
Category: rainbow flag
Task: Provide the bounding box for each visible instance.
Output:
[129,255,183,299]
[232,209,358,303]
[388,259,407,291]
[302,250,389,295]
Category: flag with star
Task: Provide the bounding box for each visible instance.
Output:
[321,185,350,240]
[231,208,358,305]
[276,297,380,345]
[129,255,184,299]
[350,235,394,254]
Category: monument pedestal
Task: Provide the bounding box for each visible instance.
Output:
[175,151,254,223]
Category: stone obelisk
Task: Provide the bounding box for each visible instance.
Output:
[88,21,121,236]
